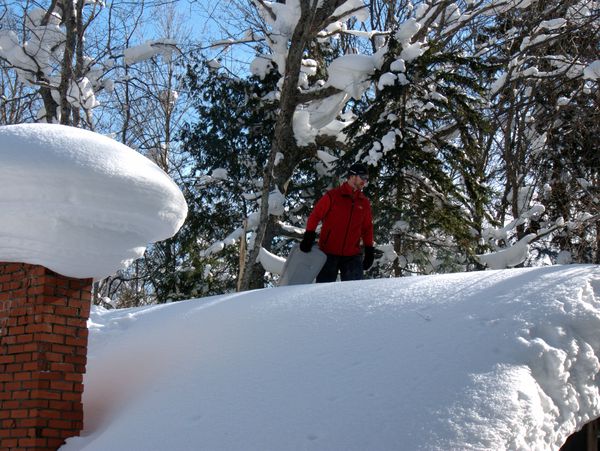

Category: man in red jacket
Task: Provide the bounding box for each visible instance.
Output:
[299,163,375,282]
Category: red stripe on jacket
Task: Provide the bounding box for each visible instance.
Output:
[306,182,373,256]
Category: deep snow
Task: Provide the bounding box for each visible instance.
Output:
[61,265,600,450]
[0,123,187,279]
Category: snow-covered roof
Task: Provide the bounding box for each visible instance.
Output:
[61,265,600,450]
[0,123,187,279]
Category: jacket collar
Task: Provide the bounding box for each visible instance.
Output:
[341,181,364,199]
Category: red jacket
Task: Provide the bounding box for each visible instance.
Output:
[306,182,374,256]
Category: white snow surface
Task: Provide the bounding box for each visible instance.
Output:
[326,54,376,100]
[61,265,600,451]
[0,123,187,279]
[583,60,600,80]
[123,38,177,66]
[477,233,537,269]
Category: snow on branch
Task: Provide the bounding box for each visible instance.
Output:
[476,233,537,270]
[328,0,369,24]
[0,2,181,124]
[251,0,277,22]
[200,189,287,258]
[583,60,600,80]
[123,39,179,66]
[257,247,285,275]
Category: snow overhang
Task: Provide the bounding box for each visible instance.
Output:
[0,123,188,279]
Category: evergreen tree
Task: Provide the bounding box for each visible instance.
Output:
[481,0,600,265]
[343,25,495,276]
[178,59,279,293]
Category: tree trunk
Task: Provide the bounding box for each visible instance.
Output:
[59,0,77,125]
[238,5,314,291]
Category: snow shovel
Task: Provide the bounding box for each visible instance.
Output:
[278,243,327,286]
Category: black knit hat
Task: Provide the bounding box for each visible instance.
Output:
[348,163,368,177]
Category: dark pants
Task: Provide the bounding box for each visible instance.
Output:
[316,254,363,283]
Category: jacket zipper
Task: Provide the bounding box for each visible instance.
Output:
[341,196,355,255]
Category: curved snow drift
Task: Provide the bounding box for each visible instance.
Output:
[63,265,600,450]
[0,123,187,279]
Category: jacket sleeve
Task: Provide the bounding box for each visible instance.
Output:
[306,193,331,232]
[362,199,374,247]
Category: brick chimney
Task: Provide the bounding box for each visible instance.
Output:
[0,262,92,451]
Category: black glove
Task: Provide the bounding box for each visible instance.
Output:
[299,231,316,253]
[363,246,375,270]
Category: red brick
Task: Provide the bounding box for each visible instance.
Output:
[64,373,83,383]
[50,380,73,391]
[43,296,69,306]
[51,344,73,354]
[26,284,45,296]
[12,390,31,400]
[18,437,48,447]
[22,342,38,353]
[9,427,28,437]
[48,436,69,447]
[2,400,20,410]
[43,352,64,363]
[49,362,74,373]
[10,409,29,419]
[26,322,53,334]
[22,361,44,372]
[2,335,17,345]
[37,342,52,353]
[8,325,25,335]
[33,305,55,315]
[66,317,83,327]
[46,315,67,325]
[61,392,81,402]
[8,281,22,290]
[66,299,86,310]
[53,325,77,336]
[15,352,34,363]
[9,288,26,299]
[30,390,61,401]
[3,263,21,272]
[33,380,51,390]
[49,400,73,411]
[77,328,89,338]
[18,317,34,328]
[1,262,90,445]
[54,306,79,317]
[0,355,15,370]
[20,418,39,428]
[34,372,62,382]
[65,354,87,366]
[65,336,88,347]
[48,419,73,430]
[37,409,61,420]
[62,411,84,422]
[1,418,15,429]
[16,333,34,344]
[5,381,22,391]
[20,399,49,409]
[41,427,61,438]
[0,438,18,447]
[35,332,65,344]
[13,372,31,381]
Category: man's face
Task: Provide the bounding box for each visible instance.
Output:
[349,174,368,190]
